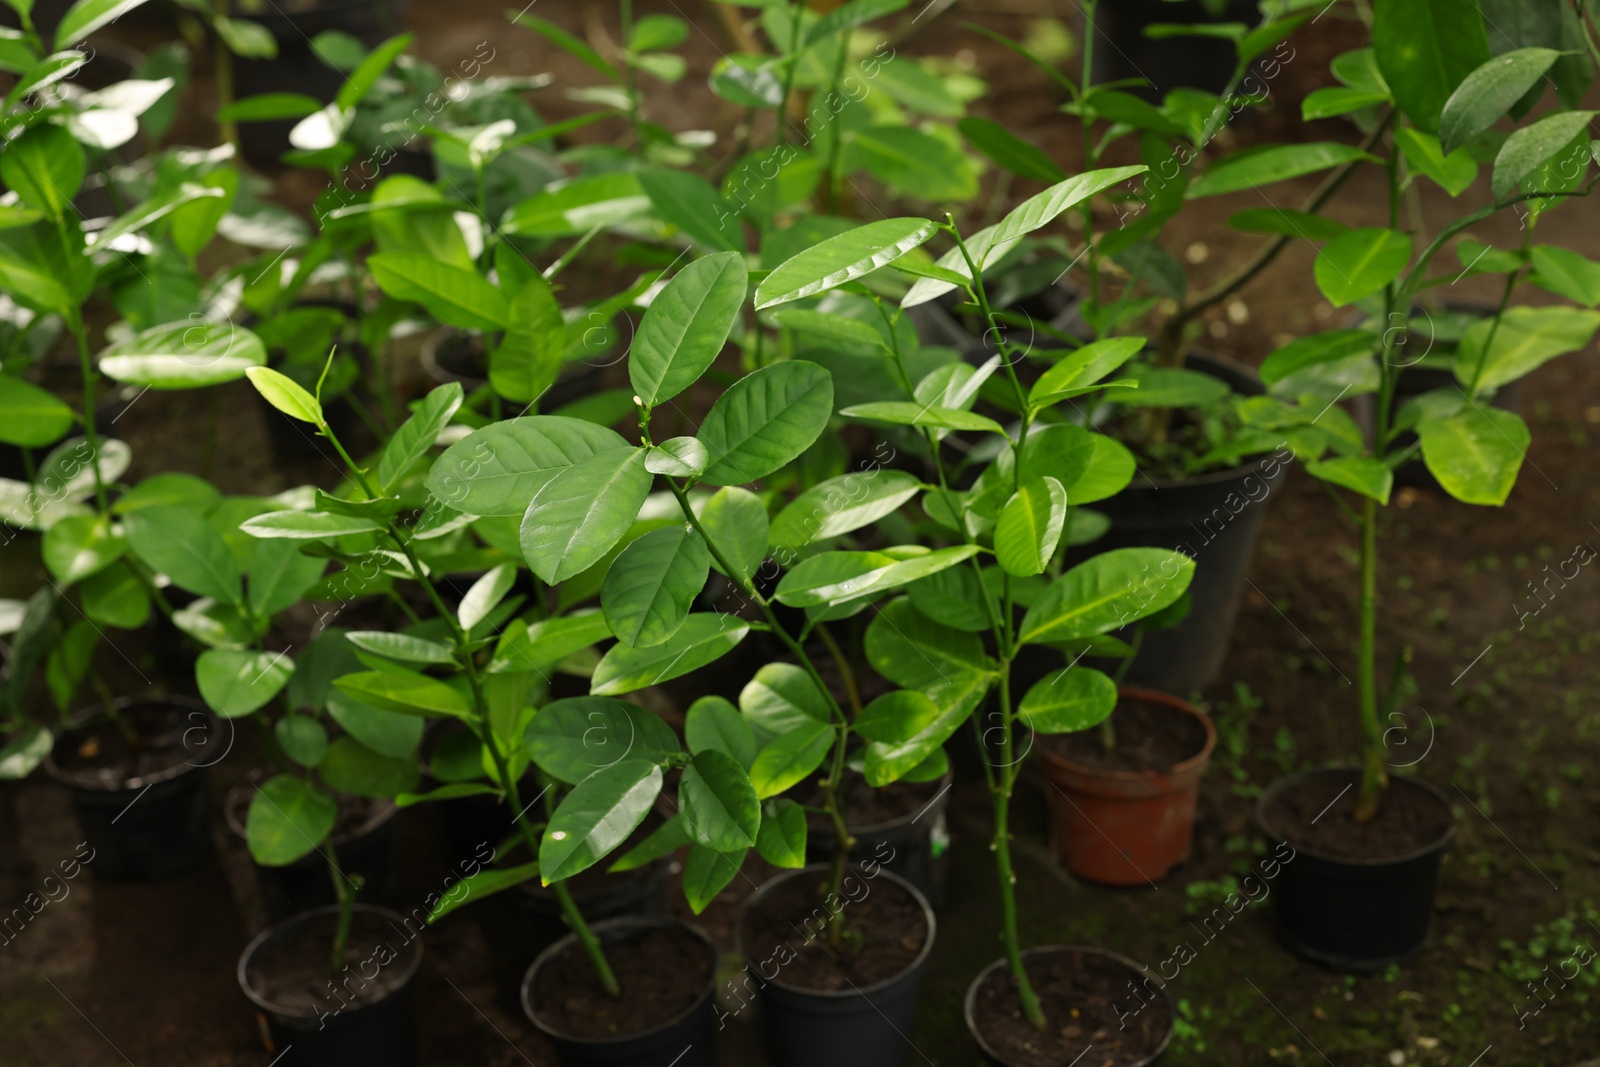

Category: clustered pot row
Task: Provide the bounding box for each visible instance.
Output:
[3,0,1600,1064]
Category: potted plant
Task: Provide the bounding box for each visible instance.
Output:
[1247,0,1600,970]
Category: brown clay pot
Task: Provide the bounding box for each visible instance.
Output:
[1037,687,1216,886]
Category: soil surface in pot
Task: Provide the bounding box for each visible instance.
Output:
[246,910,417,1014]
[1263,771,1452,861]
[971,950,1172,1067]
[530,924,711,1039]
[52,705,199,788]
[1040,697,1208,773]
[740,866,927,991]
[802,771,943,829]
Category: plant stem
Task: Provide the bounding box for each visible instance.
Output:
[1354,496,1386,820]
[814,623,862,715]
[993,669,1044,1028]
[213,2,239,150]
[327,845,356,975]
[68,318,109,515]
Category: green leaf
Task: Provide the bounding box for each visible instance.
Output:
[740,662,831,740]
[245,366,323,425]
[591,614,749,695]
[346,630,456,665]
[218,92,322,122]
[685,695,756,769]
[511,12,619,79]
[839,401,1005,435]
[1529,246,1600,307]
[680,748,760,850]
[865,597,991,689]
[1227,208,1351,241]
[1188,143,1373,198]
[1457,306,1600,393]
[427,861,542,922]
[99,322,267,389]
[1438,48,1563,154]
[768,470,923,553]
[493,613,612,673]
[630,252,748,407]
[427,418,627,517]
[770,309,885,349]
[957,116,1065,183]
[0,725,52,781]
[1306,455,1393,505]
[754,798,807,868]
[1028,337,1144,408]
[1102,367,1228,408]
[276,714,328,767]
[802,0,909,45]
[749,720,834,799]
[493,276,565,404]
[318,737,419,798]
[644,437,709,478]
[1301,86,1390,121]
[775,545,981,608]
[700,487,768,582]
[369,252,510,330]
[41,514,122,585]
[698,361,834,486]
[1372,0,1489,132]
[1395,128,1477,196]
[609,816,691,873]
[1016,667,1117,733]
[214,15,277,58]
[458,562,517,632]
[0,123,83,219]
[80,562,150,629]
[239,510,381,540]
[335,31,411,110]
[246,775,336,866]
[862,677,984,786]
[378,382,463,491]
[197,648,293,717]
[638,168,744,252]
[1491,111,1596,199]
[501,172,650,238]
[122,504,242,605]
[755,218,936,308]
[855,689,941,743]
[1417,406,1529,505]
[332,669,472,718]
[845,125,979,202]
[327,691,424,759]
[1019,547,1197,645]
[988,165,1147,247]
[601,525,709,647]
[520,447,651,583]
[1314,227,1412,307]
[995,477,1066,578]
[54,0,150,48]
[540,760,663,883]
[0,374,73,446]
[682,844,746,913]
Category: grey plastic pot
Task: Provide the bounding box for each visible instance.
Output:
[736,865,936,1067]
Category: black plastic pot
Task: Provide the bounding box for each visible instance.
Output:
[421,327,611,412]
[737,866,936,1067]
[909,283,1088,362]
[804,774,952,908]
[1085,350,1290,696]
[517,860,672,960]
[238,903,423,1067]
[232,0,409,167]
[964,946,1174,1067]
[521,916,718,1067]
[1256,768,1455,972]
[1095,0,1263,101]
[44,698,220,880]
[225,773,400,920]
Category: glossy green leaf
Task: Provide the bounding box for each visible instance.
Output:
[630,251,748,407]
[775,545,980,608]
[246,775,336,866]
[591,614,749,695]
[54,0,150,48]
[601,525,709,647]
[1372,0,1489,132]
[644,437,709,478]
[80,562,150,629]
[755,218,936,308]
[41,514,122,585]
[740,662,833,738]
[1529,246,1600,307]
[1438,48,1562,154]
[768,470,922,553]
[122,504,242,605]
[245,366,322,425]
[754,798,806,868]
[501,172,650,238]
[379,382,463,491]
[1188,143,1373,198]
[1028,337,1144,408]
[327,691,425,759]
[839,401,1005,435]
[995,477,1066,577]
[99,322,259,391]
[345,630,456,665]
[845,125,979,202]
[458,562,517,632]
[1314,228,1412,307]
[988,165,1147,246]
[865,597,991,689]
[1016,666,1117,733]
[698,361,833,485]
[609,816,691,873]
[369,252,509,330]
[332,669,472,718]
[1491,111,1595,199]
[1417,406,1529,505]
[239,510,381,540]
[1456,306,1600,393]
[427,861,542,922]
[682,844,745,913]
[520,447,650,583]
[0,375,73,446]
[854,689,941,743]
[1395,128,1477,196]
[680,748,760,850]
[862,680,983,786]
[493,276,565,404]
[427,418,628,517]
[957,116,1064,182]
[197,648,293,717]
[0,123,83,219]
[1019,547,1197,645]
[699,486,768,582]
[541,759,663,883]
[0,725,52,781]
[1305,455,1393,505]
[749,720,834,799]
[685,695,756,769]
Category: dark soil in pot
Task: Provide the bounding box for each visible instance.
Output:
[802,772,951,907]
[225,774,399,919]
[966,947,1173,1067]
[1042,698,1208,772]
[1257,768,1455,971]
[521,916,718,1066]
[44,698,218,879]
[238,903,422,1066]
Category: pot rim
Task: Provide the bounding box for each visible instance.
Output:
[1036,687,1217,784]
[963,944,1175,1067]
[734,863,938,1001]
[520,916,717,1047]
[223,767,399,845]
[44,697,219,792]
[237,903,424,1019]
[1255,766,1457,867]
[814,771,954,837]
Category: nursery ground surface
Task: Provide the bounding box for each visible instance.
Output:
[4,1,1600,1065]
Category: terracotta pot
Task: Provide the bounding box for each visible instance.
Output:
[1037,688,1215,886]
